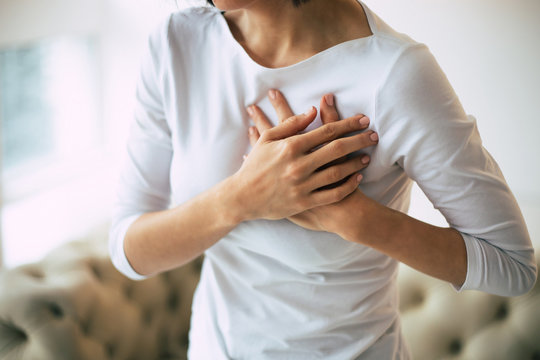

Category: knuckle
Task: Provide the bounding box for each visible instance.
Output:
[356,132,371,147]
[251,107,262,119]
[334,187,348,201]
[348,176,359,192]
[296,196,309,210]
[282,116,297,127]
[276,98,287,109]
[348,118,359,130]
[322,124,337,139]
[329,139,346,155]
[290,114,303,124]
[285,164,303,182]
[290,187,302,200]
[259,130,271,142]
[328,166,342,182]
[282,139,299,155]
[326,191,341,204]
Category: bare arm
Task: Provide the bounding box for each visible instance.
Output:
[246,90,462,288]
[122,105,375,277]
[124,176,242,276]
[332,191,466,287]
[248,88,535,296]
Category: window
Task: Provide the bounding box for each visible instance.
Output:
[0,36,108,267]
[1,36,101,200]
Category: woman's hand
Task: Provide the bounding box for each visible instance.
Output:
[245,90,378,233]
[234,90,376,222]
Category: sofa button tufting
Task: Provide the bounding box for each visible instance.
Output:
[0,322,28,343]
[448,338,462,355]
[494,302,509,321]
[124,284,134,299]
[81,318,91,334]
[25,268,44,280]
[143,308,153,325]
[105,342,116,357]
[168,291,180,311]
[89,263,102,281]
[49,303,64,319]
[410,291,425,308]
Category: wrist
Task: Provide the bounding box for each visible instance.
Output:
[335,191,379,243]
[216,174,253,225]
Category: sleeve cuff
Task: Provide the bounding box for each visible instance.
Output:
[109,214,148,281]
[453,232,483,292]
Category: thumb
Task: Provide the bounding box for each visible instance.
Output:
[263,106,317,141]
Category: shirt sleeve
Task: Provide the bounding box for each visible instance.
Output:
[374,43,537,296]
[109,18,173,280]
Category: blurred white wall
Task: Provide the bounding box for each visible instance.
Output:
[363,0,540,239]
[100,0,182,168]
[0,0,179,266]
[0,0,104,46]
[364,0,540,202]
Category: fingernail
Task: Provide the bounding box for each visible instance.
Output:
[248,127,256,135]
[360,116,370,126]
[356,174,363,182]
[361,155,370,164]
[247,106,254,116]
[269,89,277,100]
[324,94,334,106]
[370,132,379,141]
[304,106,315,115]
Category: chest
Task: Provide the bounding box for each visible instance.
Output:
[162,49,391,205]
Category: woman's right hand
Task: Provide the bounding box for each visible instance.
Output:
[233,93,375,221]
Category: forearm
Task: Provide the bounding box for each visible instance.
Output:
[124,176,243,277]
[338,193,467,287]
[118,106,374,279]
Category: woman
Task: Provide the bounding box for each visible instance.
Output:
[109,0,537,358]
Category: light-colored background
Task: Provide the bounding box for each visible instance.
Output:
[0,0,538,267]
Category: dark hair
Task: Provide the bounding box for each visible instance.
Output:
[206,0,312,7]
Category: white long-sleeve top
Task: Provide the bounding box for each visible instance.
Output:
[109,2,537,359]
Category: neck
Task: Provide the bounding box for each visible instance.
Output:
[224,0,372,68]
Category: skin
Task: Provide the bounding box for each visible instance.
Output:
[126,103,373,275]
[125,0,467,286]
[219,0,372,68]
[249,91,467,286]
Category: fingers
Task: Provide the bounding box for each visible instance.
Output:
[247,91,316,142]
[248,126,260,147]
[298,114,372,152]
[307,127,378,170]
[264,106,318,141]
[308,172,362,207]
[247,105,272,136]
[305,154,369,191]
[320,93,339,125]
[268,89,295,123]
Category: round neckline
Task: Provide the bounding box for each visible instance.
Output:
[215,1,377,72]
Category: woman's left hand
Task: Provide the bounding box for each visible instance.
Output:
[246,90,376,235]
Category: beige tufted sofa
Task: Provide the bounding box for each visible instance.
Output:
[0,231,539,360]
